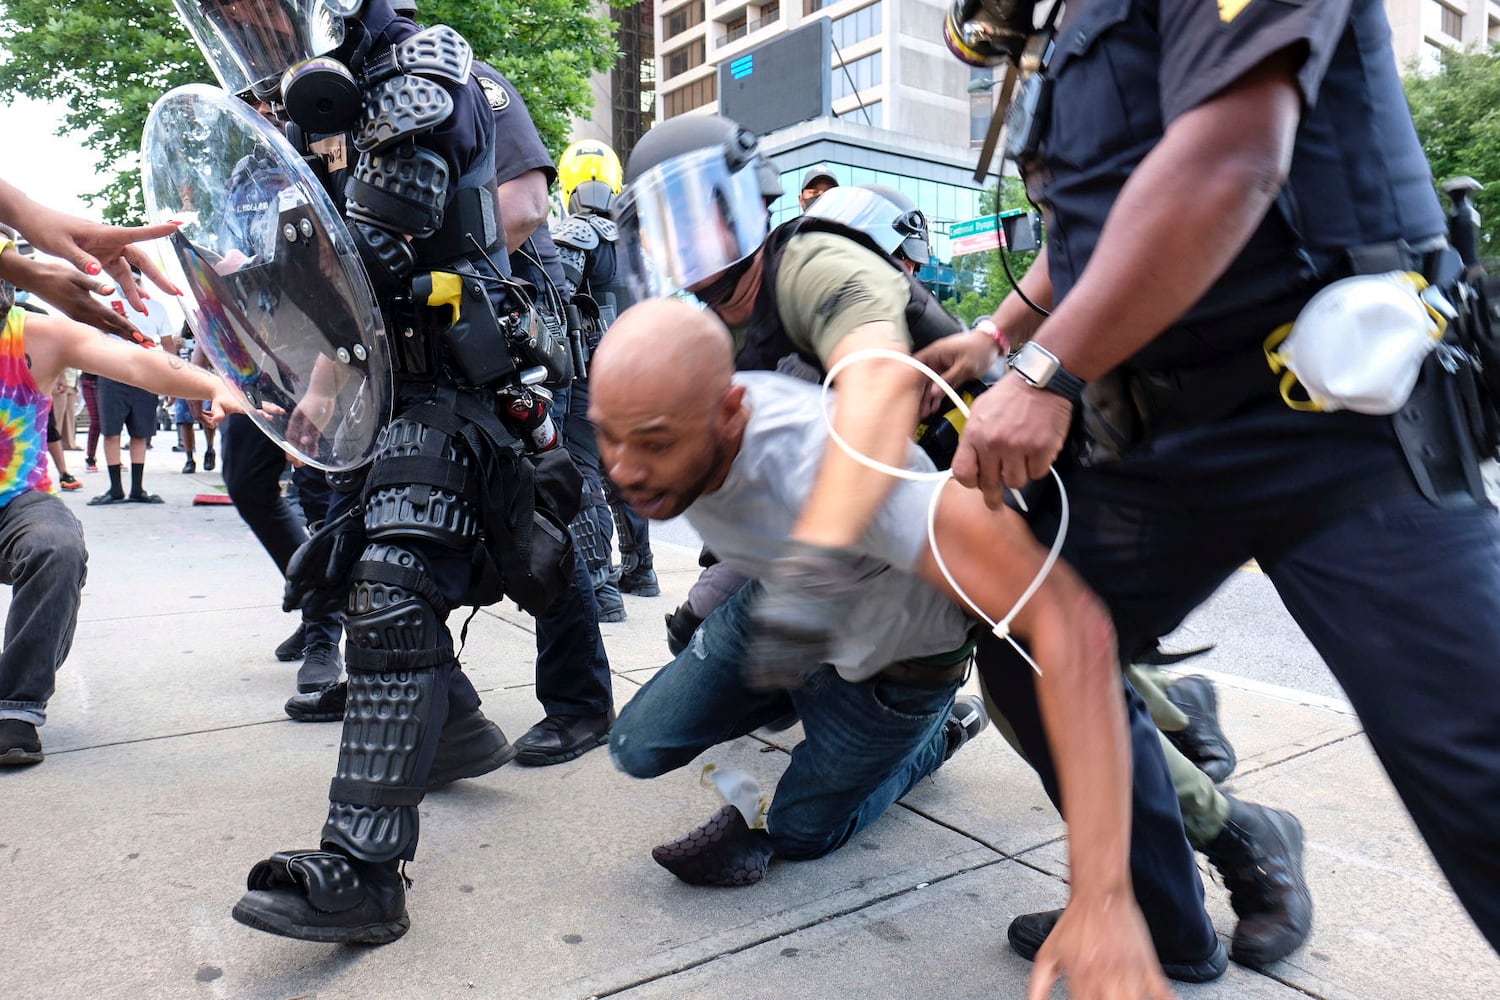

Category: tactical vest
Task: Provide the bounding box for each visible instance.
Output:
[736,217,963,375]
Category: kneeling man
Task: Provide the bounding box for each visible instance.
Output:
[591,298,1198,1000]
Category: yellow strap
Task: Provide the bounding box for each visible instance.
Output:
[1263,321,1295,373]
[1278,370,1324,411]
[0,237,14,259]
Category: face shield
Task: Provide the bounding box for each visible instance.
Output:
[175,0,351,98]
[804,187,930,264]
[616,145,770,300]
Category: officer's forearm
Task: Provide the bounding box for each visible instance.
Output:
[793,323,922,548]
[1034,51,1302,379]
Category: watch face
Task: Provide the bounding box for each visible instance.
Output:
[1010,343,1060,386]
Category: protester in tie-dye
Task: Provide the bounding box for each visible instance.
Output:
[0,260,243,766]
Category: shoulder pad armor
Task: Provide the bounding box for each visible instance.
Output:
[393,25,473,85]
[586,215,618,243]
[354,75,454,153]
[553,215,600,252]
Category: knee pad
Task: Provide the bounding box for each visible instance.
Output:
[568,503,612,576]
[344,542,454,672]
[363,414,479,551]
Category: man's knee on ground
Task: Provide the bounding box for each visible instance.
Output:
[606,713,677,779]
[765,802,847,862]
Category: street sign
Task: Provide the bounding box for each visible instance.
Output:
[951,231,1002,257]
[947,208,1025,241]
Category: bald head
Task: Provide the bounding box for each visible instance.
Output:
[590,298,748,520]
[592,297,735,416]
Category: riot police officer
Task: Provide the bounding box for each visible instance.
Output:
[171,0,577,943]
[554,140,659,600]
[928,0,1500,968]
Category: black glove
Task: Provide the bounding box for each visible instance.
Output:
[284,505,366,618]
[742,540,869,691]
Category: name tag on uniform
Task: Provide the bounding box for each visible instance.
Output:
[310,135,348,174]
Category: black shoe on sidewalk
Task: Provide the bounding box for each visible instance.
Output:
[652,804,775,886]
[1164,675,1237,783]
[942,694,990,762]
[182,458,197,474]
[296,642,342,693]
[0,719,44,766]
[203,448,216,472]
[1204,798,1313,968]
[595,578,627,623]
[513,711,613,766]
[275,623,308,662]
[1007,909,1229,983]
[285,681,346,723]
[428,709,516,788]
[233,850,409,944]
[619,555,660,597]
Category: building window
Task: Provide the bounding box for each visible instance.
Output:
[831,1,882,50]
[805,0,826,14]
[663,74,718,118]
[832,51,882,100]
[663,1,705,41]
[1440,2,1463,38]
[838,99,882,127]
[664,38,705,80]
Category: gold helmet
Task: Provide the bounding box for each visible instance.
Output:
[558,140,624,216]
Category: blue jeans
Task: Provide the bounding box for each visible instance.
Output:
[611,581,958,860]
[0,491,89,725]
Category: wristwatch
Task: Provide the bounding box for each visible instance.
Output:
[1007,341,1085,405]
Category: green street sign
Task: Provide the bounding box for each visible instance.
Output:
[947,208,1024,239]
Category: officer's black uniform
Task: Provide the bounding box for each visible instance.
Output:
[474,62,615,730]
[986,0,1500,954]
[553,199,661,599]
[229,1,577,942]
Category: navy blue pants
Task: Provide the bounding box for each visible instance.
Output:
[1008,393,1500,953]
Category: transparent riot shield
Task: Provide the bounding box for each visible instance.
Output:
[141,83,391,471]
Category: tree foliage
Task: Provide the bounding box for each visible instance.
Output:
[1403,44,1500,259]
[942,176,1038,325]
[0,0,623,222]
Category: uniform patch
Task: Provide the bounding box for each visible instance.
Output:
[309,134,348,173]
[816,280,874,319]
[1218,0,1253,21]
[479,76,510,112]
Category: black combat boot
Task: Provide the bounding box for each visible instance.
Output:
[1202,797,1313,967]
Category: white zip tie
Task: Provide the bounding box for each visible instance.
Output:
[821,348,1070,675]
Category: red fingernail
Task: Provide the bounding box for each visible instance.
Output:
[86,262,101,275]
[170,220,185,227]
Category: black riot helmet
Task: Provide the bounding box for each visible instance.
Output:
[617,115,784,301]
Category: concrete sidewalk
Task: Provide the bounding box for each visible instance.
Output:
[4,449,1498,999]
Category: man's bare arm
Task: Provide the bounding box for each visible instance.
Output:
[497,168,551,253]
[792,321,925,548]
[916,482,1173,1000]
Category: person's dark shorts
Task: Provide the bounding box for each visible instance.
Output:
[46,406,60,443]
[97,379,159,439]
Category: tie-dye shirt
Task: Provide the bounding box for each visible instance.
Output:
[0,308,54,506]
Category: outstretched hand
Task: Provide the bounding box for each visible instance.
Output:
[16,203,182,310]
[2,255,156,343]
[1026,893,1178,1000]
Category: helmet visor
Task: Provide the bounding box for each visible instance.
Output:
[804,185,918,260]
[176,0,345,97]
[616,145,769,300]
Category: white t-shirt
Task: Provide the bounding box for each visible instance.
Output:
[104,291,174,345]
[685,371,974,682]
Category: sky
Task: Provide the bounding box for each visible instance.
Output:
[5,95,112,220]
